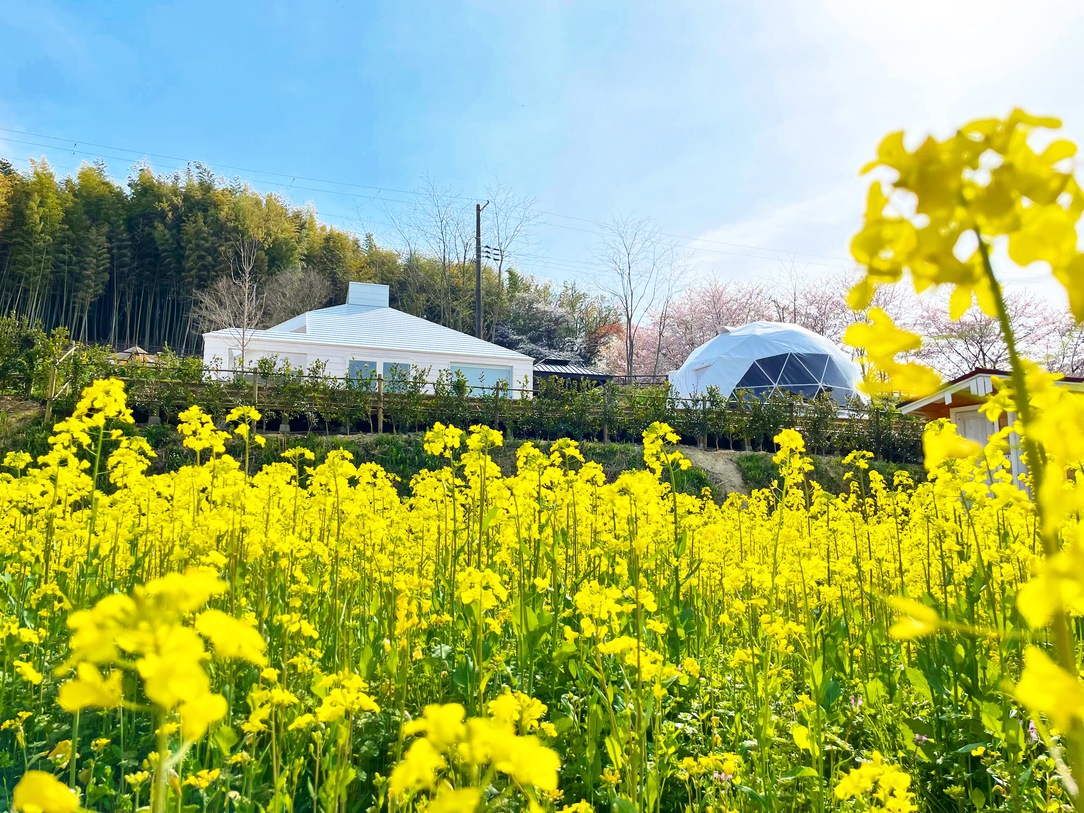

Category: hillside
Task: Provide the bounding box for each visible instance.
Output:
[0,396,922,498]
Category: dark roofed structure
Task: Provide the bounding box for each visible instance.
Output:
[112,345,158,365]
[533,358,612,386]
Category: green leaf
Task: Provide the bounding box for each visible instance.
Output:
[780,766,820,780]
[480,505,500,533]
[604,735,626,771]
[980,701,1006,741]
[211,725,238,755]
[865,677,888,707]
[736,785,770,809]
[820,678,843,710]
[905,666,932,702]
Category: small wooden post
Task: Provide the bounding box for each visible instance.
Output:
[377,374,384,434]
[43,364,57,426]
[699,396,708,450]
[493,381,501,427]
[602,383,611,444]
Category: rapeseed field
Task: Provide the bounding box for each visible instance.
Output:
[5,109,1084,812]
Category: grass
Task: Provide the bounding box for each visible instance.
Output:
[0,410,903,499]
[733,451,925,494]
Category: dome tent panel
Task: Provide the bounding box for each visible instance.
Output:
[735,362,774,389]
[668,322,864,404]
[822,359,854,388]
[802,354,830,380]
[791,384,822,399]
[777,354,821,387]
[754,353,788,380]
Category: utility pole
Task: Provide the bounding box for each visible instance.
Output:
[476,200,489,339]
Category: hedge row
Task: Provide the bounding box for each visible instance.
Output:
[0,315,924,463]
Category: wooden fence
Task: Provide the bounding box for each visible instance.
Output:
[106,367,923,462]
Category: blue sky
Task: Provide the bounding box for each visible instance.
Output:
[3,0,1084,295]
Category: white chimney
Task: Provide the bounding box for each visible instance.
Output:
[347,282,390,308]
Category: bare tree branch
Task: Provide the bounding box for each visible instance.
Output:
[595,215,683,378]
[263,265,333,326]
[484,181,540,341]
[913,289,1058,377]
[192,237,265,370]
[381,175,475,330]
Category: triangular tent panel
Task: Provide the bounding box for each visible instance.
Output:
[668,322,864,405]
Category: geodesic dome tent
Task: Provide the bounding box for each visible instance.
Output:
[668,322,863,405]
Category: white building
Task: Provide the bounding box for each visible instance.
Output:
[202,282,534,395]
[898,367,1084,486]
[668,322,864,405]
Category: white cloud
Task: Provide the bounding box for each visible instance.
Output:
[683,0,1084,305]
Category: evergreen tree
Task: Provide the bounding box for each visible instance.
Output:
[0,159,610,362]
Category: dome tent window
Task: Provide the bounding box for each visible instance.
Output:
[668,322,864,406]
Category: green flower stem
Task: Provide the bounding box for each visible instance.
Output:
[977,230,1084,807]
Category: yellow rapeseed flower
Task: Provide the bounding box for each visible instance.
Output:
[12,771,80,813]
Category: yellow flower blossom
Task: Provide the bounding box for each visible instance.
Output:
[1016,646,1084,732]
[12,771,80,813]
[13,660,43,686]
[887,597,940,640]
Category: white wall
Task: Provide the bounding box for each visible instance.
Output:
[948,405,1028,490]
[202,334,533,396]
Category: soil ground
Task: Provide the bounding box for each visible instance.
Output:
[682,448,748,495]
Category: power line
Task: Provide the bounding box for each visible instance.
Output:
[0,125,858,268]
[0,127,431,200]
[3,145,831,286]
[1,134,857,271]
[6,135,856,278]
[0,136,424,209]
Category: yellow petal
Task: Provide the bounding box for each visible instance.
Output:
[179,692,228,741]
[922,419,982,471]
[887,597,940,639]
[1008,109,1062,130]
[1053,253,1084,322]
[1016,647,1084,732]
[791,723,812,751]
[12,771,80,813]
[1008,206,1077,268]
[195,609,268,666]
[58,664,124,712]
[1016,575,1059,629]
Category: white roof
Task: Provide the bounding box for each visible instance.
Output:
[898,368,1084,414]
[205,301,531,362]
[668,321,863,403]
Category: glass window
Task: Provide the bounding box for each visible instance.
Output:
[383,362,411,393]
[349,360,378,391]
[802,354,830,381]
[755,353,789,381]
[823,386,857,406]
[452,365,514,395]
[777,355,818,386]
[821,360,852,388]
[735,362,772,389]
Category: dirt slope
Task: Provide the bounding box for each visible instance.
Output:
[683,448,748,495]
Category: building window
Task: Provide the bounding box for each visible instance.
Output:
[452,365,513,396]
[349,360,378,390]
[383,362,411,393]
